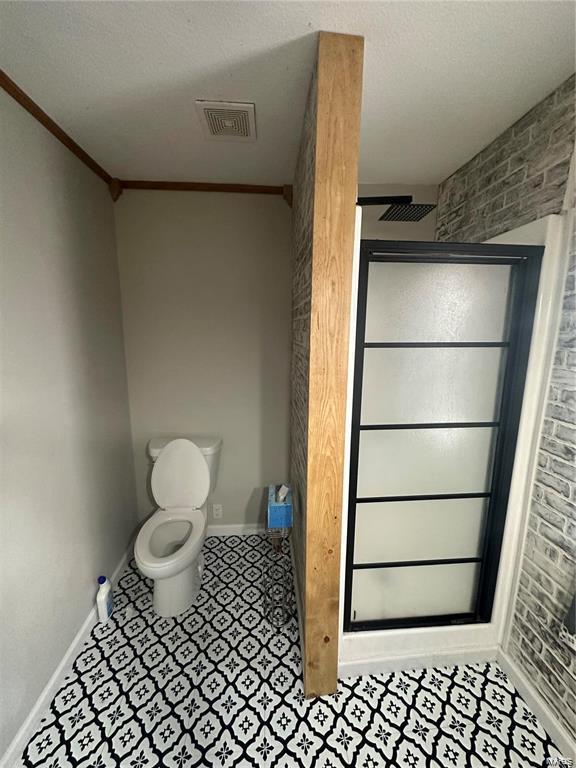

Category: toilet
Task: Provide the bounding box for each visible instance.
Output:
[135,434,222,617]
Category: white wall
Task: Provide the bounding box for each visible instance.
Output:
[0,92,137,756]
[114,191,292,526]
[359,184,438,240]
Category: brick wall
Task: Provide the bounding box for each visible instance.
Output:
[289,66,317,617]
[435,74,575,738]
[508,227,576,739]
[436,75,575,243]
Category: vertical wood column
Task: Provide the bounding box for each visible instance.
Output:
[290,30,364,697]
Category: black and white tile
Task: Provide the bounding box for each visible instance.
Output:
[19,535,568,767]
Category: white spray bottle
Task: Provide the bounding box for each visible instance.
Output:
[96,575,113,622]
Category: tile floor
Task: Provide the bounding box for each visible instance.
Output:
[19,535,567,768]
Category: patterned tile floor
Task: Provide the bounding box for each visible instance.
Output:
[19,535,567,768]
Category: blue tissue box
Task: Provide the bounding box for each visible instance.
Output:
[267,485,293,529]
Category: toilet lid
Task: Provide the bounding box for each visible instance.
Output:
[151,438,210,510]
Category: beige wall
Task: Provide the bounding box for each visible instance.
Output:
[114,191,292,526]
[0,92,137,756]
[359,184,438,240]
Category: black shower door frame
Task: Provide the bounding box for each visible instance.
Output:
[344,240,543,632]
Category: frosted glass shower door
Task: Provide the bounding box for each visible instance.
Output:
[345,242,542,630]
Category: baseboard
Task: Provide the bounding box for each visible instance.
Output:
[497,649,576,761]
[206,523,266,537]
[338,645,499,680]
[0,549,130,768]
[289,537,304,653]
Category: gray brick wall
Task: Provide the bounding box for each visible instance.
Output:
[289,66,317,616]
[508,228,575,739]
[435,74,575,737]
[436,75,575,243]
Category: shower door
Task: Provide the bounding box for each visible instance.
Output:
[344,241,542,631]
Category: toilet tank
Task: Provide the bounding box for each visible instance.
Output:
[148,434,222,493]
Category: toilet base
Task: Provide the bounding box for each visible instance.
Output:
[152,555,203,617]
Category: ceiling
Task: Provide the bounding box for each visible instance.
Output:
[1,1,574,185]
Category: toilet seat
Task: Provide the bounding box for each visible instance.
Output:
[135,507,206,578]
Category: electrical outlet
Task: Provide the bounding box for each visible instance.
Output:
[212,503,223,520]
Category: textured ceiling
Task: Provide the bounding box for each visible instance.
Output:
[0,1,574,185]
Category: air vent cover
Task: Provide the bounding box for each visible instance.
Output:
[379,203,436,222]
[195,100,256,142]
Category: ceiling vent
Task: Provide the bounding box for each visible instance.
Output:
[195,100,256,142]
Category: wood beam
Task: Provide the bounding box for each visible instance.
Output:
[119,180,285,195]
[301,31,364,697]
[0,68,112,185]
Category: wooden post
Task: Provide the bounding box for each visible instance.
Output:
[290,31,364,697]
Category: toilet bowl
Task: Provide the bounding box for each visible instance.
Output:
[135,436,221,617]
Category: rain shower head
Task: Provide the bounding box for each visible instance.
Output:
[357,196,437,222]
[378,203,437,222]
[357,195,412,206]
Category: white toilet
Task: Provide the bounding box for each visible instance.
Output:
[134,434,222,617]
